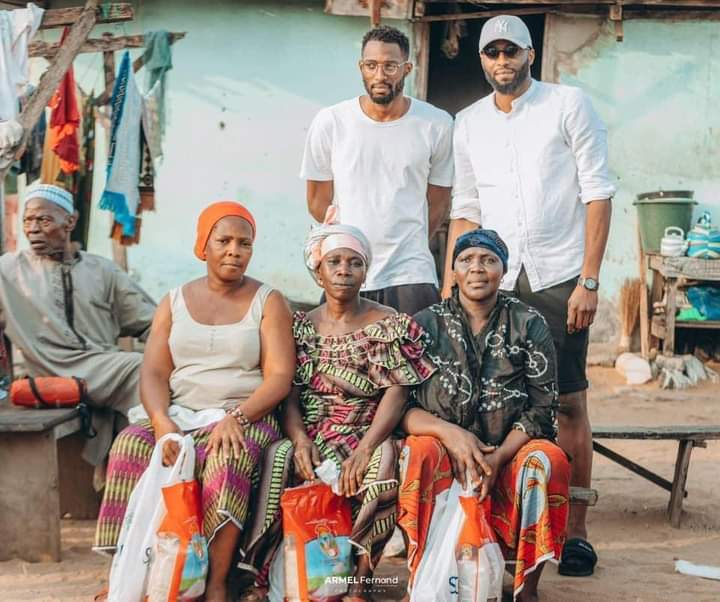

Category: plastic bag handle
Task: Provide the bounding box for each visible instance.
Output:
[155,433,196,483]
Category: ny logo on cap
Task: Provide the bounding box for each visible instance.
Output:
[495,19,509,33]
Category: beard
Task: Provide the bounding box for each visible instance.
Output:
[483,59,531,94]
[364,76,405,105]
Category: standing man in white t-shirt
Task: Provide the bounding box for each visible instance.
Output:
[300,26,454,315]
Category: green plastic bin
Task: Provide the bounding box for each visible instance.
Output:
[633,191,697,253]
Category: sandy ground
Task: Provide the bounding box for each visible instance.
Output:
[2,366,719,602]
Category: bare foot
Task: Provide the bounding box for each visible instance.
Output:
[204,581,229,602]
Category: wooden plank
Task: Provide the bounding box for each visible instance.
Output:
[416,6,557,21]
[423,0,720,5]
[39,2,133,29]
[651,315,666,339]
[593,425,720,440]
[639,240,650,358]
[412,21,430,100]
[28,32,186,60]
[668,440,694,527]
[649,253,720,281]
[0,407,80,433]
[593,440,679,495]
[325,0,413,19]
[675,320,720,329]
[664,278,678,356]
[0,431,61,561]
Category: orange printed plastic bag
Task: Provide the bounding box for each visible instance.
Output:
[144,479,209,601]
[455,495,504,601]
[281,481,354,602]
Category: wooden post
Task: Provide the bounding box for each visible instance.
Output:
[664,278,678,356]
[668,440,694,528]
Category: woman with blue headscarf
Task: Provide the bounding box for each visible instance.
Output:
[397,229,570,602]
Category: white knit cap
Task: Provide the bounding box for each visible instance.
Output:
[25,182,74,214]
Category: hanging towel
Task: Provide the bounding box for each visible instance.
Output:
[140,30,172,164]
[47,28,80,175]
[0,2,44,122]
[99,52,142,237]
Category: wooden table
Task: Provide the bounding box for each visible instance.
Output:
[593,425,720,527]
[640,253,720,356]
[0,406,99,561]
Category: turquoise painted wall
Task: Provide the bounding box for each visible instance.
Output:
[546,15,720,306]
[31,0,413,303]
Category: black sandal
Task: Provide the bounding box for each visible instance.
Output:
[558,537,597,577]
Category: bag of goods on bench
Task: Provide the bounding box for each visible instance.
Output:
[108,434,208,602]
[281,478,353,601]
[411,478,504,602]
[10,376,86,408]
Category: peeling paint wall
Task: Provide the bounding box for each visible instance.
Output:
[544,13,720,341]
[23,0,414,304]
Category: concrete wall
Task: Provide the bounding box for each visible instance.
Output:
[543,13,720,340]
[26,0,414,304]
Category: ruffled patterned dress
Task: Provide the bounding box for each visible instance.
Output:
[243,311,435,585]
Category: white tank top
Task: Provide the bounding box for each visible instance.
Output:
[167,283,273,411]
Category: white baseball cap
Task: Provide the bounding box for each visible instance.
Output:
[478,15,532,52]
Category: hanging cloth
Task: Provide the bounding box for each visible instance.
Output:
[46,28,80,175]
[99,51,142,237]
[140,30,172,164]
[0,2,44,122]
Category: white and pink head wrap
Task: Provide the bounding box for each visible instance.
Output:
[303,206,372,284]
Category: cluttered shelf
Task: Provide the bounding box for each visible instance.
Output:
[648,253,720,281]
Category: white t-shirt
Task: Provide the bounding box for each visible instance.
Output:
[300,97,454,290]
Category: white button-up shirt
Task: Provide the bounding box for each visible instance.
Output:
[451,79,616,292]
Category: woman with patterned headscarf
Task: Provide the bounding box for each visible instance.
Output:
[93,201,295,602]
[397,228,571,602]
[241,221,435,602]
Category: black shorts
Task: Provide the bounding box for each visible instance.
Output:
[361,283,440,316]
[512,268,589,395]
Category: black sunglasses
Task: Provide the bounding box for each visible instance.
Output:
[482,45,523,59]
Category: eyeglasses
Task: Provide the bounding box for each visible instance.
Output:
[482,45,523,59]
[359,60,409,76]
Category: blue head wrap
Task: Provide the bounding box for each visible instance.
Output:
[453,228,509,273]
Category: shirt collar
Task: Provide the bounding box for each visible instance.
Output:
[491,78,538,115]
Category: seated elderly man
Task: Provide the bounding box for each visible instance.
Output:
[0,183,156,465]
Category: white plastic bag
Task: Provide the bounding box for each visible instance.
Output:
[107,433,195,602]
[410,479,504,602]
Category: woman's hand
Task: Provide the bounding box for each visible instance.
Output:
[477,451,504,501]
[293,434,322,481]
[207,415,246,460]
[439,424,496,489]
[339,445,373,497]
[152,414,183,466]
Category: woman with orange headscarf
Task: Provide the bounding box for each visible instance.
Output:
[93,201,295,601]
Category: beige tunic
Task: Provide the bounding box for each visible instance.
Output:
[168,283,272,411]
[0,250,156,464]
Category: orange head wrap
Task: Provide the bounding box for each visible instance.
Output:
[194,201,257,261]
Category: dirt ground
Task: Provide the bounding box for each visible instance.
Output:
[1,366,719,602]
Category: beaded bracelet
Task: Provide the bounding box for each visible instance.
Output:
[227,406,251,429]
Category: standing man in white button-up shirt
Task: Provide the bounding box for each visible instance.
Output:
[443,15,615,578]
[302,26,454,315]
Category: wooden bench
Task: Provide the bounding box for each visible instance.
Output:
[592,425,720,527]
[0,405,100,561]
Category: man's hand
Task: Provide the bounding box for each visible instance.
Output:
[339,445,373,497]
[293,434,322,481]
[439,424,496,489]
[567,286,598,334]
[207,415,246,461]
